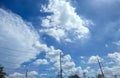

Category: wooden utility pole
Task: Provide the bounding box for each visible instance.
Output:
[60,52,62,78]
[83,72,86,78]
[25,69,28,78]
[97,58,105,78]
[114,75,117,78]
[113,75,120,78]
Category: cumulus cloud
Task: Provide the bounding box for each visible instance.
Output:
[27,71,38,77]
[108,52,120,65]
[63,56,83,76]
[40,73,47,78]
[46,51,83,76]
[88,55,103,64]
[33,59,48,65]
[8,72,24,78]
[45,50,120,77]
[103,53,120,78]
[41,46,84,76]
[45,46,62,62]
[62,55,76,73]
[8,71,38,78]
[0,8,83,76]
[83,53,120,78]
[40,0,92,42]
[0,8,48,68]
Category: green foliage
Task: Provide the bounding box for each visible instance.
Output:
[68,74,80,78]
[0,65,7,78]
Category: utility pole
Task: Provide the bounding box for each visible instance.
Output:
[60,52,62,78]
[97,58,105,78]
[114,75,117,78]
[83,72,86,78]
[57,72,60,78]
[25,69,28,78]
[113,75,120,78]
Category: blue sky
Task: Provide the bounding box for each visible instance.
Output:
[0,0,120,78]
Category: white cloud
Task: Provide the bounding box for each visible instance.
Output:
[49,53,83,77]
[45,46,62,62]
[63,61,75,69]
[63,54,71,62]
[88,55,103,64]
[45,50,120,77]
[86,68,97,77]
[0,8,48,68]
[62,55,75,70]
[113,40,120,47]
[0,8,91,76]
[0,12,84,76]
[85,53,120,77]
[102,66,120,78]
[9,72,24,78]
[40,73,47,78]
[80,56,85,59]
[108,52,120,65]
[27,71,38,77]
[40,0,92,42]
[43,47,120,78]
[8,71,38,78]
[44,46,84,77]
[40,28,65,41]
[33,59,48,65]
[75,53,120,78]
